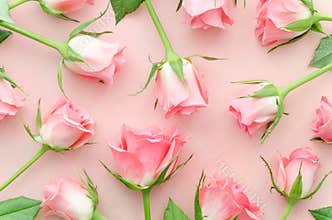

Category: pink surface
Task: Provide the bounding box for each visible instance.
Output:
[1,0,332,219]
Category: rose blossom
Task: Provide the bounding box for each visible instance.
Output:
[41,0,94,13]
[275,147,319,196]
[156,59,208,117]
[182,0,234,29]
[199,174,261,220]
[39,98,95,149]
[312,96,332,142]
[229,84,279,135]
[65,35,125,84]
[256,0,312,46]
[0,79,25,121]
[109,125,187,187]
[42,178,94,220]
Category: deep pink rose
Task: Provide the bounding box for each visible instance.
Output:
[42,0,93,13]
[275,147,319,196]
[109,125,187,187]
[42,178,94,220]
[156,59,208,117]
[200,174,261,220]
[39,98,95,149]
[182,0,233,29]
[229,84,279,135]
[65,35,125,84]
[0,79,25,120]
[256,0,311,46]
[312,96,332,142]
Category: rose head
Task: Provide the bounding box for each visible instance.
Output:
[156,59,208,117]
[41,0,94,13]
[39,98,95,149]
[312,96,332,143]
[182,0,234,30]
[0,79,25,121]
[256,0,312,46]
[65,35,125,84]
[41,178,94,220]
[109,125,188,188]
[199,174,261,220]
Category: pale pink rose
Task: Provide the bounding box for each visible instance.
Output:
[42,178,94,220]
[156,59,208,117]
[39,98,95,149]
[182,0,233,29]
[256,0,312,46]
[109,125,187,187]
[199,174,261,220]
[229,84,279,135]
[312,96,332,142]
[65,35,125,84]
[0,79,25,121]
[42,0,93,13]
[275,147,319,196]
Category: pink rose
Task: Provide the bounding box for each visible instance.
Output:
[199,174,261,220]
[229,84,279,135]
[312,96,332,142]
[39,98,95,149]
[41,0,93,13]
[182,0,233,29]
[65,35,125,84]
[42,178,94,220]
[109,125,187,187]
[0,79,25,121]
[275,147,319,196]
[256,0,311,46]
[156,59,208,117]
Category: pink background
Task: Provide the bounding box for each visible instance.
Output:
[1,0,332,219]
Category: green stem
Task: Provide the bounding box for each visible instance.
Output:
[314,13,332,22]
[144,0,176,60]
[91,209,107,220]
[0,21,66,53]
[8,0,31,9]
[280,200,297,220]
[280,62,332,98]
[142,189,152,220]
[0,145,49,191]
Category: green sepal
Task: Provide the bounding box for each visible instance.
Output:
[194,172,205,220]
[310,35,332,68]
[231,216,240,220]
[69,1,110,40]
[187,54,226,61]
[0,196,41,220]
[268,30,310,53]
[285,17,314,32]
[23,124,43,144]
[57,58,67,98]
[300,0,314,12]
[38,0,79,22]
[80,30,113,38]
[0,29,11,43]
[246,84,279,98]
[169,58,185,83]
[310,137,332,145]
[0,67,24,93]
[310,206,332,220]
[0,0,13,23]
[36,99,42,131]
[81,171,99,210]
[111,0,144,24]
[176,0,183,12]
[231,79,269,84]
[311,22,324,34]
[288,166,303,199]
[300,170,332,200]
[164,198,190,220]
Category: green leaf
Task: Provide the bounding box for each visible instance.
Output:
[285,17,313,32]
[268,30,310,53]
[164,199,189,220]
[111,0,145,24]
[35,99,42,131]
[310,35,332,68]
[0,0,13,23]
[169,58,184,82]
[289,167,303,199]
[0,196,41,220]
[176,0,183,12]
[69,1,110,39]
[310,206,332,220]
[130,62,160,95]
[194,172,205,220]
[0,29,11,43]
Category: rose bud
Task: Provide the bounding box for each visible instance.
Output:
[65,35,125,84]
[0,79,25,121]
[39,98,95,149]
[156,59,208,117]
[198,173,261,220]
[256,0,312,46]
[40,0,94,13]
[42,178,94,220]
[312,96,332,143]
[108,125,187,188]
[229,83,279,135]
[182,0,233,30]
